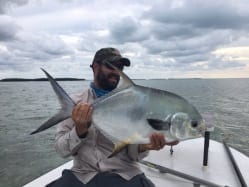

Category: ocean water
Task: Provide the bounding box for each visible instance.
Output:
[0,79,249,187]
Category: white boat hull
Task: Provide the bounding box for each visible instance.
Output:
[23,138,249,187]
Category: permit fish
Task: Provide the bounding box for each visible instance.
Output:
[31,64,206,157]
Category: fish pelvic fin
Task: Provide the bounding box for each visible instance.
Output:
[30,69,75,135]
[108,133,144,158]
[108,141,130,158]
[147,118,170,131]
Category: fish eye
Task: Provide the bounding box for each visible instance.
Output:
[191,121,198,128]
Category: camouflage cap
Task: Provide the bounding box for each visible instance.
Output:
[92,47,130,67]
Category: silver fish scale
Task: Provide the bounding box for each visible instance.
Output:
[31,68,204,145]
[92,85,203,144]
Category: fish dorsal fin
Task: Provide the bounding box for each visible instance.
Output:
[92,62,135,107]
[147,118,170,131]
[105,61,135,89]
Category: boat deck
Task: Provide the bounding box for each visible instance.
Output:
[24,138,249,187]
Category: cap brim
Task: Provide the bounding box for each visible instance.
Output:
[120,57,130,66]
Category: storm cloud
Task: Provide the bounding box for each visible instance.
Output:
[0,0,249,79]
[0,0,29,14]
[0,15,20,41]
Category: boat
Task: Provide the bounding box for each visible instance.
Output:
[23,137,249,187]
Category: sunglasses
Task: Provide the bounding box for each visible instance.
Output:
[100,60,124,71]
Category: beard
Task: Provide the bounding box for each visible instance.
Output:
[96,68,120,91]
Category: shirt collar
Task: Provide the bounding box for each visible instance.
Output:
[90,82,110,98]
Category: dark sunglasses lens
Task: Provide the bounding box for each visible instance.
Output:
[104,62,115,70]
[115,64,124,71]
[103,61,123,70]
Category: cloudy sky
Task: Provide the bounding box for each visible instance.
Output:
[1,0,249,79]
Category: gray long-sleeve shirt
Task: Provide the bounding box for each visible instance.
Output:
[55,88,148,184]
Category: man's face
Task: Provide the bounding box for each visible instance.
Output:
[96,62,121,91]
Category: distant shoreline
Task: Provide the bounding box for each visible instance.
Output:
[0,78,86,82]
[1,77,249,82]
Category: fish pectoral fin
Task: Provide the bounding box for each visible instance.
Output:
[147,118,170,131]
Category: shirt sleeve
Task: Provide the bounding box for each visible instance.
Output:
[55,118,88,158]
[127,144,149,161]
[54,91,92,158]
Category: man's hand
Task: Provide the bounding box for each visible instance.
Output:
[72,102,93,137]
[139,132,179,152]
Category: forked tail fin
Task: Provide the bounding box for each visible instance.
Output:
[30,69,76,135]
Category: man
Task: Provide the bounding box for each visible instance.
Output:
[47,47,178,187]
